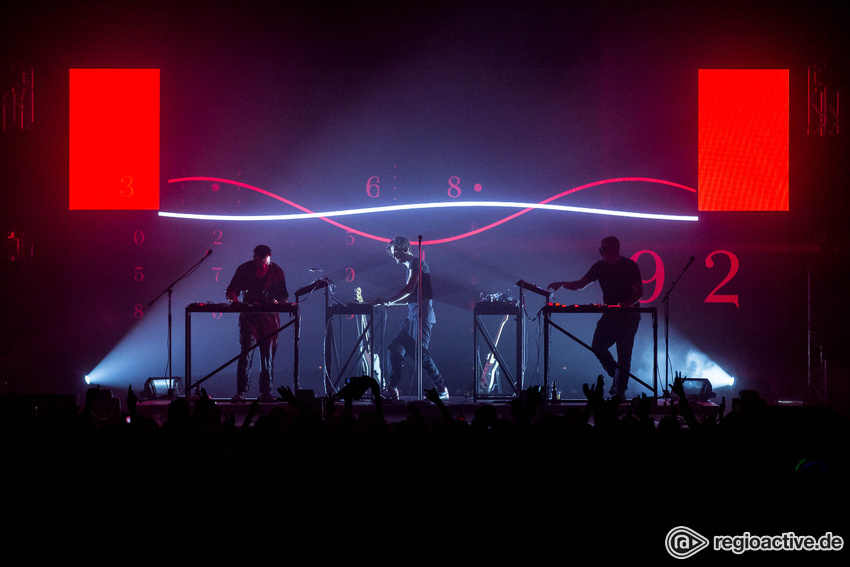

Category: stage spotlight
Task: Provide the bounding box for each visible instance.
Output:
[141,377,184,400]
[634,336,735,396]
[83,299,174,392]
[678,378,716,402]
[683,349,735,389]
[85,374,92,385]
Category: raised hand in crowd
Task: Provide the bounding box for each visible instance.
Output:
[582,375,605,405]
[583,375,622,427]
[633,392,654,425]
[423,387,453,422]
[277,385,320,417]
[670,375,699,429]
[126,385,138,420]
[335,375,377,401]
[239,399,260,430]
[510,385,545,427]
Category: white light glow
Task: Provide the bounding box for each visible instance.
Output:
[681,349,735,388]
[159,200,699,223]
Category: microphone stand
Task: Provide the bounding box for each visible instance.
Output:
[416,235,423,401]
[297,273,333,397]
[660,256,694,399]
[148,250,212,397]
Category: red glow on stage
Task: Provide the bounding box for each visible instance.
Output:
[69,69,160,210]
[698,69,789,211]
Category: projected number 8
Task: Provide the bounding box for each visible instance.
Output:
[631,250,739,307]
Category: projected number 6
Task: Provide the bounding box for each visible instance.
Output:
[366,176,380,198]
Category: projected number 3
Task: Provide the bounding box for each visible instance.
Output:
[632,250,739,307]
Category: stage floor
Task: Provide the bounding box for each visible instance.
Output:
[134,393,723,427]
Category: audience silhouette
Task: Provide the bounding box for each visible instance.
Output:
[0,375,846,517]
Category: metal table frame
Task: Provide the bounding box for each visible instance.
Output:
[543,304,658,400]
[184,302,301,397]
[473,302,522,401]
[324,302,386,396]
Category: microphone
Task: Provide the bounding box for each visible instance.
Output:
[309,268,333,283]
[205,249,213,257]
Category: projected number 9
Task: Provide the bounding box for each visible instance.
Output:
[631,250,739,307]
[632,250,664,303]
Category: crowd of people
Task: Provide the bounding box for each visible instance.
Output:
[2,376,846,500]
[2,373,848,557]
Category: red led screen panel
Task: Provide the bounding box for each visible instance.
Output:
[69,68,160,210]
[698,69,789,211]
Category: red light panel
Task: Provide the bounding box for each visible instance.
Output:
[698,69,789,211]
[69,69,160,210]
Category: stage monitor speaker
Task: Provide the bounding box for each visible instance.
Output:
[142,377,184,400]
[679,378,715,402]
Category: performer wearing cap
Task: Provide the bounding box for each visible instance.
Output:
[225,244,289,403]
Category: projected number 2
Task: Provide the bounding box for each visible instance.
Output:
[632,250,739,307]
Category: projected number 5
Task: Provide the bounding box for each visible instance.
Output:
[632,250,739,307]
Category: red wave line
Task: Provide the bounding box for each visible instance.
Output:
[168,176,695,246]
[169,176,392,243]
[426,178,696,245]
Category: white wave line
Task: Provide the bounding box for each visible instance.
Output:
[158,200,699,222]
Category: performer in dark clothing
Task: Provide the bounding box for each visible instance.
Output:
[374,236,448,400]
[225,244,289,403]
[548,236,643,399]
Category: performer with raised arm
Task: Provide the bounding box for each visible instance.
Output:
[225,244,289,403]
[548,236,643,399]
[373,236,448,400]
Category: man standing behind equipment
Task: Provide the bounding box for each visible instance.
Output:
[226,244,289,403]
[374,236,448,400]
[548,236,643,399]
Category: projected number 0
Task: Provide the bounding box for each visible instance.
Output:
[632,250,739,307]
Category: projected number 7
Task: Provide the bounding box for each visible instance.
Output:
[631,250,739,307]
